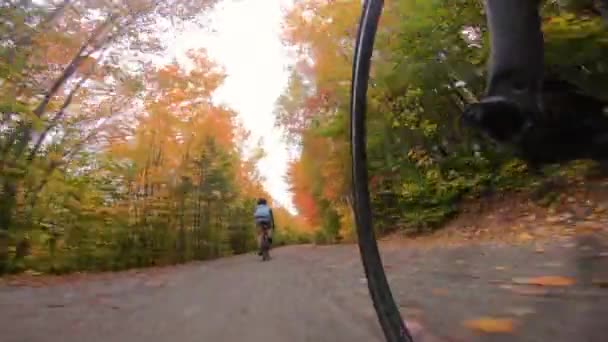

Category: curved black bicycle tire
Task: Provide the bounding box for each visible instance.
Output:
[261,233,270,261]
[349,1,413,341]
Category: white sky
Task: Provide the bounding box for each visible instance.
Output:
[162,0,298,213]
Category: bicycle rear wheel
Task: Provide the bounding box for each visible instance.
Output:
[260,231,271,261]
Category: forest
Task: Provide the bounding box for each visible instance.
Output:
[1,0,608,275]
[0,0,310,275]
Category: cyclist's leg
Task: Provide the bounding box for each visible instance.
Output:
[255,221,263,252]
[266,226,273,245]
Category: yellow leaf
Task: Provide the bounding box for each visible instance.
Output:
[517,232,533,241]
[463,317,515,333]
[24,269,43,276]
[513,276,575,287]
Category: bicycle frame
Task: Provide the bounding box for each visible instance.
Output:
[259,223,271,261]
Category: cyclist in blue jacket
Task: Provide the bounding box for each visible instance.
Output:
[254,198,275,254]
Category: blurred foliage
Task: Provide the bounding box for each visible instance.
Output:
[279,0,608,239]
[0,1,310,275]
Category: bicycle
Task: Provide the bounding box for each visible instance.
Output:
[259,222,271,261]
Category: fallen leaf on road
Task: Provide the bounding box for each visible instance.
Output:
[405,319,424,336]
[405,319,449,342]
[24,269,43,276]
[463,317,515,334]
[512,276,575,287]
[517,232,533,241]
[505,307,535,317]
[592,279,608,288]
[499,284,548,296]
[575,223,604,234]
[431,288,449,296]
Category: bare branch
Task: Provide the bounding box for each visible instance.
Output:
[28,74,89,160]
[33,14,116,119]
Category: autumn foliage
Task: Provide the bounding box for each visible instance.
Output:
[0,1,308,275]
[277,0,608,242]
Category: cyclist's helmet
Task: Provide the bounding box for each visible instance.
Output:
[257,198,267,205]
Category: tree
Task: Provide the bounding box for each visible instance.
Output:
[277,0,608,237]
[0,1,308,274]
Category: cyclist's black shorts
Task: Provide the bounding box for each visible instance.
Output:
[255,218,271,229]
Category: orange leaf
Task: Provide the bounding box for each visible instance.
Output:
[517,232,533,241]
[463,317,515,334]
[431,288,449,296]
[513,276,575,287]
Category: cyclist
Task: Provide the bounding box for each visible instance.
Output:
[254,198,275,255]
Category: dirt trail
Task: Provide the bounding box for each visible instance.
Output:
[1,232,608,342]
